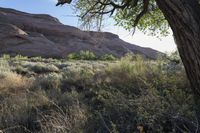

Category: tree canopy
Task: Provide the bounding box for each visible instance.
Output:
[57,0,170,36]
[81,0,169,36]
[56,0,200,36]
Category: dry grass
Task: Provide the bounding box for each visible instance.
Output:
[0,54,196,133]
[39,102,87,133]
[0,60,32,93]
[0,72,32,93]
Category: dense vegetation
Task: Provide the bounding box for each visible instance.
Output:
[0,53,197,133]
[61,0,200,125]
[67,50,116,61]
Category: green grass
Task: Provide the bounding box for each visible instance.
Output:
[0,54,196,133]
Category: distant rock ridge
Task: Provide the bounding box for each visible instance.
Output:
[0,7,163,59]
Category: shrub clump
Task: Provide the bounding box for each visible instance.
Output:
[29,63,59,73]
[67,50,97,60]
[0,53,196,133]
[100,54,116,61]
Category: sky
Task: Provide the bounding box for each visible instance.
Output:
[0,0,177,53]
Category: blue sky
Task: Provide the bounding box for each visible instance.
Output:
[0,0,176,52]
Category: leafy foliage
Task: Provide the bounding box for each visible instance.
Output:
[114,3,169,36]
[72,0,170,36]
[67,50,97,60]
[67,50,117,61]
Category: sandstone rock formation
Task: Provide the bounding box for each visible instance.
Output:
[0,7,162,59]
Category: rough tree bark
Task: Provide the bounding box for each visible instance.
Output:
[156,0,200,128]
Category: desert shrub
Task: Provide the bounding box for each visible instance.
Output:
[0,59,11,72]
[34,73,62,96]
[29,56,43,62]
[0,55,196,132]
[0,60,32,93]
[54,62,70,69]
[67,50,97,60]
[38,106,87,133]
[29,63,59,73]
[83,54,194,132]
[0,71,84,133]
[38,90,88,133]
[0,72,28,92]
[14,55,28,60]
[100,54,116,61]
[1,54,11,60]
[83,86,137,133]
[62,67,95,90]
[77,50,97,60]
[67,53,79,60]
[121,53,144,61]
[0,88,76,132]
[13,65,29,75]
[0,93,35,132]
[0,89,51,132]
[83,79,194,133]
[104,55,155,95]
[134,87,195,132]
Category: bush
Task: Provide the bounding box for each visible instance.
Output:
[0,59,11,72]
[0,60,32,92]
[14,55,28,60]
[100,54,116,61]
[39,90,88,133]
[36,73,62,91]
[0,54,196,133]
[67,50,97,60]
[67,53,79,60]
[62,67,94,90]
[29,63,59,73]
[104,54,153,95]
[1,54,11,60]
[13,65,29,75]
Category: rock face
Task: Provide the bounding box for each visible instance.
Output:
[0,7,162,59]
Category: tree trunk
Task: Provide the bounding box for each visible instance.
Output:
[155,0,200,129]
